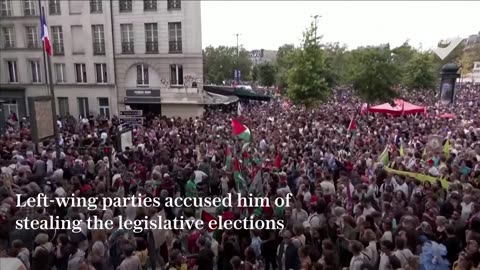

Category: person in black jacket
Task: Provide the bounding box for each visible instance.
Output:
[277,230,300,270]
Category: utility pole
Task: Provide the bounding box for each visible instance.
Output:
[39,5,61,162]
[234,33,241,84]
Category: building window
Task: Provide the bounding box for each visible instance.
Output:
[119,0,132,12]
[98,98,110,117]
[51,26,64,55]
[167,0,181,10]
[48,0,60,15]
[170,64,183,86]
[54,63,66,83]
[2,100,18,121]
[75,63,87,83]
[120,24,134,54]
[26,26,39,48]
[0,0,12,16]
[2,27,15,48]
[136,64,149,85]
[92,24,105,55]
[78,98,89,118]
[90,0,102,13]
[145,23,158,53]
[144,0,156,11]
[168,22,182,53]
[23,0,36,16]
[57,97,69,117]
[7,60,18,83]
[30,60,41,83]
[95,63,107,83]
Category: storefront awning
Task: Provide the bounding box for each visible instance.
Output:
[203,85,271,101]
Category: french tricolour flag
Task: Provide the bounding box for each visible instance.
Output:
[40,14,52,56]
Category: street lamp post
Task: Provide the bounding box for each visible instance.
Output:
[234,33,241,84]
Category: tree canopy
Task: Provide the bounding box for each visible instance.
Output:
[257,62,276,87]
[286,21,332,107]
[350,45,400,104]
[404,52,437,91]
[203,46,252,84]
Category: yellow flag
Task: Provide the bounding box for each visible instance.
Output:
[399,144,405,157]
[443,139,450,158]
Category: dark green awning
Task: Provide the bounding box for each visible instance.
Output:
[203,85,271,101]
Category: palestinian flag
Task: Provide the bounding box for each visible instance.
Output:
[233,156,247,192]
[231,119,251,142]
[274,152,282,169]
[347,117,356,135]
[201,210,217,232]
[225,145,232,171]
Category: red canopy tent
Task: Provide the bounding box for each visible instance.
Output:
[368,99,426,115]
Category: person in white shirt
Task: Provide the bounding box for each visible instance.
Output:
[320,176,336,196]
[291,200,308,225]
[349,240,367,270]
[394,177,409,199]
[393,237,413,268]
[379,240,402,270]
[461,195,474,221]
[361,229,379,266]
[379,176,398,194]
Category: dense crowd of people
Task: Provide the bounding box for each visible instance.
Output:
[1,83,480,270]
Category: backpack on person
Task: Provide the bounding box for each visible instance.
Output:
[359,251,375,269]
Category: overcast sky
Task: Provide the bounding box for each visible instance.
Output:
[201,1,480,51]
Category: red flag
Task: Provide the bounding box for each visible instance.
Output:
[348,118,356,132]
[231,119,247,136]
[274,152,282,169]
[201,210,217,232]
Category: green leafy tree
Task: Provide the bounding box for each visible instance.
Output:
[275,44,296,92]
[323,42,352,85]
[392,41,418,86]
[286,21,331,107]
[404,52,437,90]
[203,46,252,84]
[237,49,253,81]
[258,62,276,86]
[351,45,400,104]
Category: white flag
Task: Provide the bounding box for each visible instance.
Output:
[237,102,243,116]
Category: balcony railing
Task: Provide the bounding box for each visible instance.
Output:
[53,43,64,55]
[24,8,36,16]
[93,42,106,55]
[4,42,15,48]
[122,41,134,54]
[0,10,12,16]
[146,41,158,53]
[144,0,156,11]
[27,41,39,48]
[167,0,181,10]
[90,0,102,13]
[48,4,60,15]
[169,40,182,53]
[119,0,132,12]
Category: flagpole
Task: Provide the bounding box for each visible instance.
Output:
[40,5,61,162]
[38,0,48,94]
